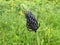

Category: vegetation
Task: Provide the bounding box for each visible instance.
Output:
[0,0,60,45]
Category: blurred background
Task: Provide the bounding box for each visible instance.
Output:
[0,0,60,45]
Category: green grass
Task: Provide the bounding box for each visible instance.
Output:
[0,0,60,45]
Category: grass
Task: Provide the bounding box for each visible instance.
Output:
[0,0,60,45]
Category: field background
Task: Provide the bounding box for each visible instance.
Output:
[0,0,60,45]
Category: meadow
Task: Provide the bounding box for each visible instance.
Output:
[0,0,60,45]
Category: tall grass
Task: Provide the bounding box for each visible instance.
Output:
[0,0,60,45]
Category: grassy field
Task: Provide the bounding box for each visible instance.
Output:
[0,0,60,45]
